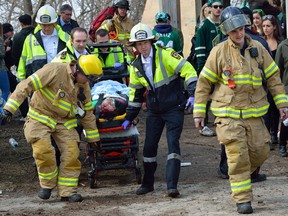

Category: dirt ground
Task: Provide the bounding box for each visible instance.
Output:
[0,111,288,216]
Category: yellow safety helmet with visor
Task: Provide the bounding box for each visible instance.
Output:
[77,55,103,82]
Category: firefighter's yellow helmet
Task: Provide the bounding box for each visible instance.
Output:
[77,55,102,77]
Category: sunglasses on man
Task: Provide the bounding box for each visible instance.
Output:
[212,5,223,9]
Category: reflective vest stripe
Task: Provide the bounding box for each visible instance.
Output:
[30,74,43,90]
[143,157,156,162]
[27,108,57,129]
[201,67,218,83]
[210,104,269,119]
[219,74,262,86]
[83,101,93,111]
[231,179,252,192]
[194,103,206,114]
[128,101,142,108]
[40,88,74,113]
[38,167,58,180]
[264,61,278,79]
[274,94,288,106]
[195,46,206,50]
[26,55,47,65]
[85,129,100,139]
[129,82,145,89]
[112,47,119,62]
[5,99,20,111]
[167,153,181,161]
[63,119,77,129]
[241,104,269,118]
[58,176,78,187]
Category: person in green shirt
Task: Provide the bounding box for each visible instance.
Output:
[152,12,183,56]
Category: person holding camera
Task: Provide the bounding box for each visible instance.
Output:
[193,6,288,214]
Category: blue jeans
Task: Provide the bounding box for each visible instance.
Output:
[0,71,10,101]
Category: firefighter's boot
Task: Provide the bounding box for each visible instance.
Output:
[38,188,52,200]
[61,193,83,202]
[236,202,253,214]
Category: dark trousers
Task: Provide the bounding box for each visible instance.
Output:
[265,93,280,137]
[279,122,288,146]
[142,107,183,189]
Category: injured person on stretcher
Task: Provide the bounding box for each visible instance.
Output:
[91,80,129,120]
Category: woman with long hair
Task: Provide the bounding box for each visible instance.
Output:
[253,9,265,36]
[262,14,284,153]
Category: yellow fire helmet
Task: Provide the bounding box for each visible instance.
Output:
[77,55,103,81]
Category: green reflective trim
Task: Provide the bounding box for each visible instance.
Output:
[84,101,93,111]
[38,167,58,180]
[241,104,269,118]
[264,62,278,79]
[40,88,72,112]
[64,119,77,129]
[6,99,20,111]
[211,107,241,118]
[58,176,78,187]
[201,67,218,83]
[30,74,43,90]
[231,179,252,192]
[85,129,100,139]
[27,108,57,129]
[274,94,288,105]
[194,104,206,113]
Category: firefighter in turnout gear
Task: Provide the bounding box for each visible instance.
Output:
[17,4,70,80]
[193,7,288,214]
[122,23,198,197]
[100,0,135,60]
[1,55,102,202]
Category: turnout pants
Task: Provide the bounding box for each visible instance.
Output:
[24,118,81,197]
[215,117,270,203]
[142,108,183,190]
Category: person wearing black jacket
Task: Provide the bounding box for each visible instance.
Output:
[57,4,79,34]
[11,14,34,121]
[12,14,34,69]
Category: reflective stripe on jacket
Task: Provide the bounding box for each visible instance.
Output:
[5,62,99,142]
[194,35,288,119]
[125,45,197,121]
[17,25,70,80]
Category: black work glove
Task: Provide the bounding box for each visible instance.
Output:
[0,109,12,125]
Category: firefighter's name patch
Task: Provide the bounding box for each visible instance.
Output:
[171,51,181,60]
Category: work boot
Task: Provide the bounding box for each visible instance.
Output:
[217,168,229,179]
[251,173,266,183]
[136,186,154,195]
[167,189,180,198]
[38,188,52,200]
[279,145,287,157]
[236,202,253,214]
[61,194,83,202]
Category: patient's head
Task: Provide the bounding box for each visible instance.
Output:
[100,97,116,113]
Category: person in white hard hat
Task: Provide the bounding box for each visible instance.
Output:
[17,4,70,80]
[122,23,198,198]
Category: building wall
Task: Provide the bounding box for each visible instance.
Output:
[141,0,197,58]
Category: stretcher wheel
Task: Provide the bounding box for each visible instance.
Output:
[136,166,142,184]
[89,176,97,189]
